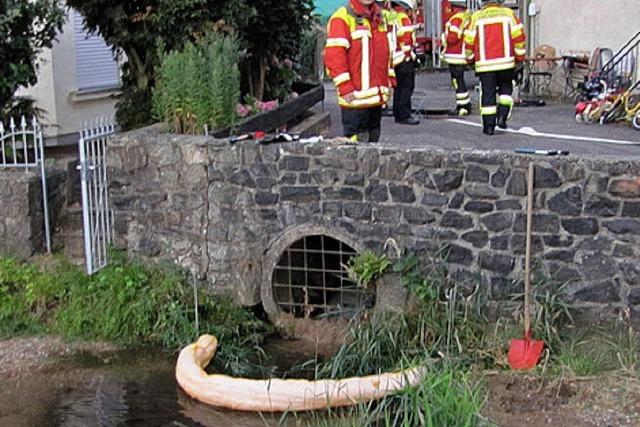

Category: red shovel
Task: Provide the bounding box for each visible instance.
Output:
[508,162,544,370]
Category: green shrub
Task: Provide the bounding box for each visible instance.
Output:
[153,33,240,134]
[0,257,74,337]
[347,251,390,289]
[0,254,269,376]
[115,86,155,131]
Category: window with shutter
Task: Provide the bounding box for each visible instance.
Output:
[73,11,120,92]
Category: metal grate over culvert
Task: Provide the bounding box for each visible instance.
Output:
[272,235,375,319]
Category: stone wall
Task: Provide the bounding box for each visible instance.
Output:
[0,169,65,258]
[108,126,640,315]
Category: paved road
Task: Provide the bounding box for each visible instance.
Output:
[318,71,640,159]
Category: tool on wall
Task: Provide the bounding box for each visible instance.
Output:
[515,148,569,156]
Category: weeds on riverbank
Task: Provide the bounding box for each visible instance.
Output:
[0,253,269,376]
[302,248,639,426]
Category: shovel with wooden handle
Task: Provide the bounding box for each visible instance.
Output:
[508,162,545,370]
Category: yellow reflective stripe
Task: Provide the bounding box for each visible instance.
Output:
[456,92,470,99]
[354,87,380,99]
[326,38,350,49]
[388,69,396,77]
[397,26,415,37]
[499,95,514,106]
[478,16,512,26]
[477,57,515,66]
[351,30,371,40]
[456,99,471,105]
[338,95,383,107]
[475,61,515,72]
[481,106,497,115]
[502,21,510,58]
[361,32,370,90]
[393,50,406,65]
[511,23,524,36]
[448,25,462,36]
[445,57,468,65]
[333,72,351,86]
[514,48,526,56]
[401,45,412,52]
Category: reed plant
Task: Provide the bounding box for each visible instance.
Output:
[153,32,241,134]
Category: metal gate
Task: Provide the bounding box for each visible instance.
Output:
[78,119,115,274]
[0,117,51,253]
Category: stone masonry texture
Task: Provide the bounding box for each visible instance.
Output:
[108,125,640,313]
[0,169,65,258]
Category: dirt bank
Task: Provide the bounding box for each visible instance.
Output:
[484,372,640,427]
[0,336,118,380]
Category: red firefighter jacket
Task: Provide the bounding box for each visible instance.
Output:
[392,9,416,66]
[324,0,394,108]
[441,10,469,65]
[464,4,526,73]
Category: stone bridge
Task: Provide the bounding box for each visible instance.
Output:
[107,126,640,319]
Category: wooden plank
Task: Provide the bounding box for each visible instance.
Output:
[212,84,325,138]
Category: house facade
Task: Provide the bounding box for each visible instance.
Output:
[18,9,120,146]
[531,0,639,57]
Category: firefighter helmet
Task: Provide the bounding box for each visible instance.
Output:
[392,0,415,10]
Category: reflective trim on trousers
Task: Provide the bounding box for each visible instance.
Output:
[498,95,514,106]
[481,106,497,116]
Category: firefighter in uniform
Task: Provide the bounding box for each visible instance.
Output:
[442,5,472,116]
[391,0,420,125]
[464,0,526,135]
[324,0,395,142]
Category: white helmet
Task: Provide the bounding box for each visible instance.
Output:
[393,0,415,9]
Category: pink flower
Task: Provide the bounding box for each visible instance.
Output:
[257,100,279,112]
[236,104,251,118]
[283,58,293,69]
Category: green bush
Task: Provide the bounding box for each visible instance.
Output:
[0,254,269,376]
[153,33,241,134]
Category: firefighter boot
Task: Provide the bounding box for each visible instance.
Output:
[482,115,496,136]
[368,128,382,143]
[497,105,510,129]
[458,103,472,116]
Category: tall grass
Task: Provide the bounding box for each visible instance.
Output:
[303,367,486,427]
[153,32,241,133]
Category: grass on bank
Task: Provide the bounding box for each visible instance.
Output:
[0,253,270,376]
[2,249,638,426]
[298,249,640,426]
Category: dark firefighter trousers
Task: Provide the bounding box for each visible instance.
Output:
[341,106,382,142]
[449,64,471,110]
[393,60,416,122]
[478,68,515,127]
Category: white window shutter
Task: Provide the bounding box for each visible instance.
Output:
[73,11,120,92]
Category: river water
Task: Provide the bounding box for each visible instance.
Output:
[0,341,319,427]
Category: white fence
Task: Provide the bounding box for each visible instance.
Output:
[78,119,116,274]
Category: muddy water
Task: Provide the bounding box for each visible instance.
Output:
[0,341,318,427]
